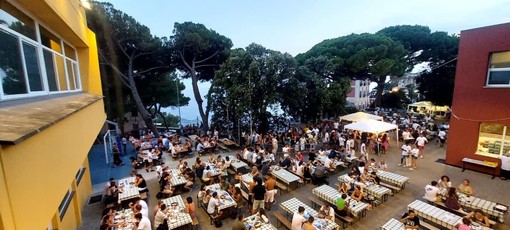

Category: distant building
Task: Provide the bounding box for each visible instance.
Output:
[346,79,371,109]
[0,0,104,229]
[446,23,510,173]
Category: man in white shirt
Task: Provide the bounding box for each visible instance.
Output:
[324,157,335,171]
[207,192,222,218]
[360,142,368,162]
[272,137,278,154]
[400,143,411,167]
[339,135,345,147]
[500,155,510,180]
[409,146,419,171]
[291,206,307,230]
[299,136,307,151]
[414,133,428,158]
[437,129,446,148]
[134,213,151,230]
[424,181,440,202]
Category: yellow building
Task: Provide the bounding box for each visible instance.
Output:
[0,0,104,229]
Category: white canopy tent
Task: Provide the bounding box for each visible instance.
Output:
[344,119,399,155]
[339,112,383,122]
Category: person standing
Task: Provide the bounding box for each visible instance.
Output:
[409,145,419,171]
[400,142,411,167]
[500,154,510,180]
[291,206,307,230]
[252,178,266,214]
[437,129,447,148]
[414,133,428,158]
[112,145,124,168]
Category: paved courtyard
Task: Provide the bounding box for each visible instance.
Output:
[80,140,510,230]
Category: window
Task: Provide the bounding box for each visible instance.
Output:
[487,51,510,87]
[75,167,86,186]
[0,1,81,100]
[477,123,510,157]
[58,187,75,221]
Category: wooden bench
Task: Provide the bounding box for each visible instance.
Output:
[335,213,354,229]
[462,158,498,179]
[227,168,236,175]
[276,181,288,195]
[308,195,325,209]
[380,182,401,194]
[274,211,292,229]
[420,221,441,230]
[433,201,497,226]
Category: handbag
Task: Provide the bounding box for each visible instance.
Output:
[214,219,222,228]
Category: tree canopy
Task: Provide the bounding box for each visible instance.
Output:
[378,25,459,105]
[297,33,408,107]
[170,22,233,131]
[87,2,188,134]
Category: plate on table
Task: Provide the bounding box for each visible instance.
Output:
[171,202,178,207]
[170,219,177,223]
[220,195,226,199]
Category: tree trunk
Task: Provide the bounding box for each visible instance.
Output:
[128,60,159,137]
[374,76,386,107]
[190,67,209,132]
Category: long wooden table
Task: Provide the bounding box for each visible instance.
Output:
[280,198,340,230]
[161,195,193,229]
[407,200,462,229]
[243,214,276,230]
[117,177,139,203]
[337,174,392,202]
[312,185,369,218]
[380,218,404,230]
[462,158,498,179]
[376,171,410,188]
[457,193,505,222]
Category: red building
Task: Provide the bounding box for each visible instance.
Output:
[446,23,510,175]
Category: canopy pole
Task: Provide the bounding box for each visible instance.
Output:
[396,127,399,148]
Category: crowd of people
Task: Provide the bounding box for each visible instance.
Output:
[98,111,510,230]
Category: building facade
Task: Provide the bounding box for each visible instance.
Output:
[346,79,371,110]
[446,23,510,174]
[0,0,104,229]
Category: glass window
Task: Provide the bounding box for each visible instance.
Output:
[58,187,74,221]
[0,1,82,99]
[477,123,510,157]
[22,42,43,92]
[72,62,80,90]
[63,42,76,61]
[487,51,510,87]
[66,59,75,90]
[0,0,36,39]
[39,26,62,53]
[43,50,58,91]
[0,29,27,95]
[55,55,67,91]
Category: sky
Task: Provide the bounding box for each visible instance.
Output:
[103,0,510,121]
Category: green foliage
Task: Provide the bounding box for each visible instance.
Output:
[170,22,233,131]
[297,33,408,107]
[210,44,297,133]
[381,88,410,109]
[87,2,188,133]
[416,61,456,106]
[153,111,180,127]
[378,25,459,105]
[170,22,233,81]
